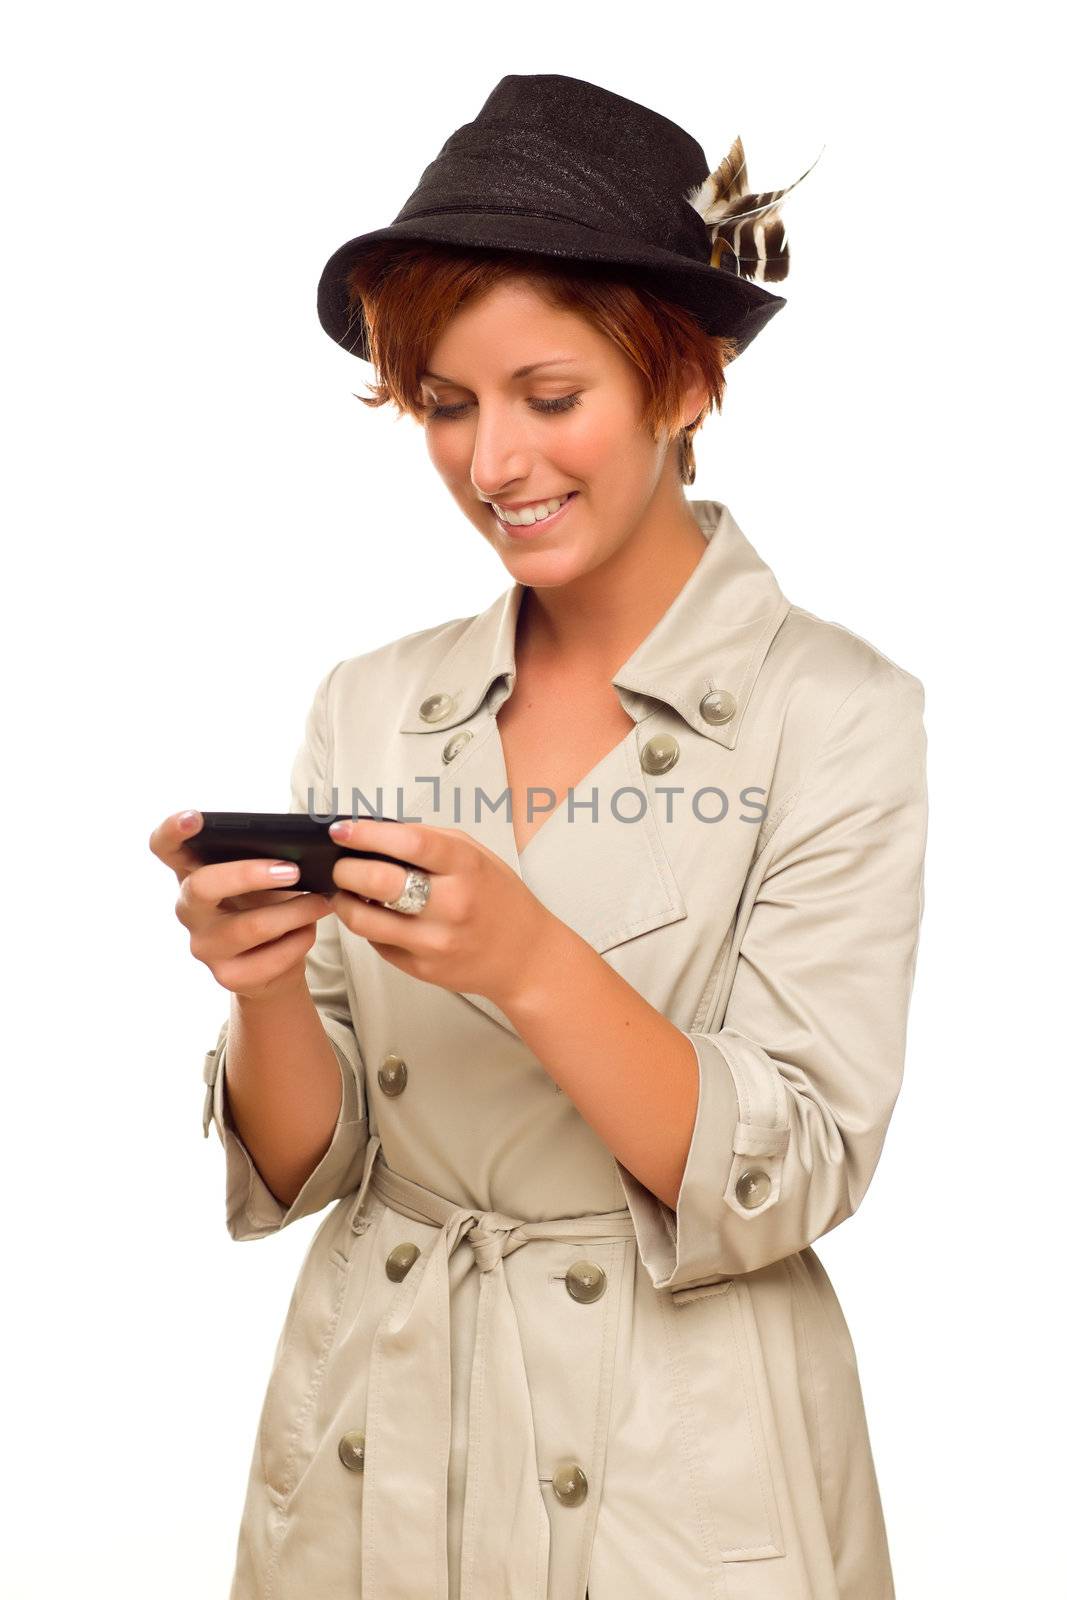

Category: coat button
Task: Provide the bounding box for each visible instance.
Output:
[338,1430,366,1471]
[735,1167,772,1209]
[640,734,680,775]
[419,692,456,723]
[565,1261,607,1304]
[386,1242,421,1281]
[443,730,473,764]
[552,1462,589,1506]
[699,688,737,726]
[378,1054,408,1096]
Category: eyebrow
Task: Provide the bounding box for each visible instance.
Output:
[419,358,580,384]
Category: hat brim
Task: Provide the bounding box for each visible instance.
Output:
[316,212,786,365]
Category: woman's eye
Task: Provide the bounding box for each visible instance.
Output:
[426,400,470,419]
[427,393,584,420]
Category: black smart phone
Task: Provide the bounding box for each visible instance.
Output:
[184,811,412,895]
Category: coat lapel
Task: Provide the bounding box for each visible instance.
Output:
[393,500,791,1040]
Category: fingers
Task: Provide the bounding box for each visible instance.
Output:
[330,818,453,876]
[176,854,316,928]
[211,921,324,998]
[331,853,425,903]
[190,885,333,965]
[148,809,206,881]
[331,886,442,948]
[179,859,331,937]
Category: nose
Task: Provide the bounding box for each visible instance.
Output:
[469,404,535,504]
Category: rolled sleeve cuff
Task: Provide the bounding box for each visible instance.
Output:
[614,1032,790,1297]
[202,1016,369,1242]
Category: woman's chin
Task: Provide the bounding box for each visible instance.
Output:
[496,543,588,586]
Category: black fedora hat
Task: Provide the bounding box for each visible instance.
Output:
[316,74,819,366]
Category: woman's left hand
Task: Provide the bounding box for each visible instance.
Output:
[326,817,559,1012]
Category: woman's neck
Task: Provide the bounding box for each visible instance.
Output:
[516,498,708,677]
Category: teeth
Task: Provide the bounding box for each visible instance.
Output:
[491,493,571,526]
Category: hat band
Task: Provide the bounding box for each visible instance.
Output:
[396,202,603,233]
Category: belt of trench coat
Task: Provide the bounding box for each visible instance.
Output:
[351,1131,636,1599]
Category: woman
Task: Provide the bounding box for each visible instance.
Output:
[152,75,927,1600]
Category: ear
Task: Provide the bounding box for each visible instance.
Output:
[678,358,711,432]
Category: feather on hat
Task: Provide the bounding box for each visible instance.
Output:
[685,137,824,285]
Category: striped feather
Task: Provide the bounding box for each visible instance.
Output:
[685,140,824,284]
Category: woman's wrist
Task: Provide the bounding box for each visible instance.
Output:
[232,969,311,1011]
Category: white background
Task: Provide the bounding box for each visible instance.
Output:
[4,4,1063,1595]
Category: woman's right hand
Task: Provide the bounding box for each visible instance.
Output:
[149,809,337,1003]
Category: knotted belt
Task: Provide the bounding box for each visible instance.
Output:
[351,1134,637,1600]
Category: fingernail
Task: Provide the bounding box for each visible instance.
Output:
[177,810,200,829]
[329,820,351,839]
[268,862,300,879]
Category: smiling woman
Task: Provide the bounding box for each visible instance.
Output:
[173,71,926,1600]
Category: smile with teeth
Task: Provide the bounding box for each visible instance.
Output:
[490,491,578,528]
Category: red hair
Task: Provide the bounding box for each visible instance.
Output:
[337,243,738,485]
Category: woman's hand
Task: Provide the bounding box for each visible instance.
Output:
[327,817,558,1011]
[148,809,336,1002]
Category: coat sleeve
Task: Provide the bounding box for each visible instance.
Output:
[200,662,371,1242]
[617,662,929,1291]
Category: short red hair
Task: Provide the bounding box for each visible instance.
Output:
[337,243,738,485]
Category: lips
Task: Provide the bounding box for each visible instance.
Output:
[490,491,579,538]
[495,492,574,513]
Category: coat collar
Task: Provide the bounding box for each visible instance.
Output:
[396,500,791,749]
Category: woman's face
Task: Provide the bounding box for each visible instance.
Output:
[418,278,702,589]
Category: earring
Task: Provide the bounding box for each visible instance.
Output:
[679,423,698,486]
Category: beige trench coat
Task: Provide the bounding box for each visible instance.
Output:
[201,498,928,1600]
